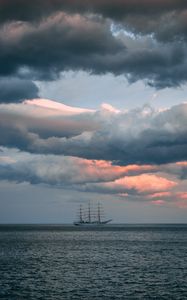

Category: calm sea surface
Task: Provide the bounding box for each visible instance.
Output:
[0,224,187,300]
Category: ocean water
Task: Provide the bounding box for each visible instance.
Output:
[0,225,187,300]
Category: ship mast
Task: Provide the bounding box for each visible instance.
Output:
[88,202,91,223]
[97,203,101,223]
[79,205,83,222]
[74,202,112,225]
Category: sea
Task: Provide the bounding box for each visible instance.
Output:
[0,224,187,300]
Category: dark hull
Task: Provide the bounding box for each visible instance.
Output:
[74,219,112,226]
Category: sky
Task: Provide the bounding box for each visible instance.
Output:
[1,0,187,223]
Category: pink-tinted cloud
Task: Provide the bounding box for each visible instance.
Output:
[176,161,187,166]
[24,99,94,116]
[116,174,177,193]
[176,192,187,200]
[1,147,184,207]
[73,160,155,182]
[175,193,187,208]
[149,191,172,199]
[84,173,177,196]
[0,148,156,185]
[151,200,165,206]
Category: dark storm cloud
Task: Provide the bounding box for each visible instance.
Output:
[1,0,187,43]
[0,78,39,103]
[1,101,187,165]
[0,1,187,88]
[0,13,186,88]
[0,0,186,23]
[0,14,124,79]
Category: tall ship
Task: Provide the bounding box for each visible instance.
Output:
[74,203,112,226]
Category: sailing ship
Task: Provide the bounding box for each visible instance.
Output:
[74,202,112,226]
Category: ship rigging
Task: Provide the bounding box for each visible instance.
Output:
[74,202,112,226]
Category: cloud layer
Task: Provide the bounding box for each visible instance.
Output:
[0,0,187,89]
[1,0,186,22]
[1,98,187,208]
[0,78,39,103]
[2,146,187,207]
[1,99,187,165]
[0,147,178,199]
[1,2,187,210]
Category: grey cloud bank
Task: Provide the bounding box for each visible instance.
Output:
[0,78,39,103]
[1,100,187,165]
[0,147,179,200]
[0,0,187,93]
[0,0,186,22]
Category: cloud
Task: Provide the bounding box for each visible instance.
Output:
[0,99,97,143]
[0,77,39,103]
[149,191,172,199]
[159,161,187,180]
[80,174,176,196]
[0,13,123,79]
[0,3,187,88]
[0,0,186,23]
[151,199,166,206]
[0,147,178,204]
[24,98,94,115]
[1,100,187,165]
[0,148,154,186]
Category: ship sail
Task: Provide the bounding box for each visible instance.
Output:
[74,202,112,226]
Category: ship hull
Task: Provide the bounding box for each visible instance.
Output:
[74,203,112,226]
[74,220,112,226]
